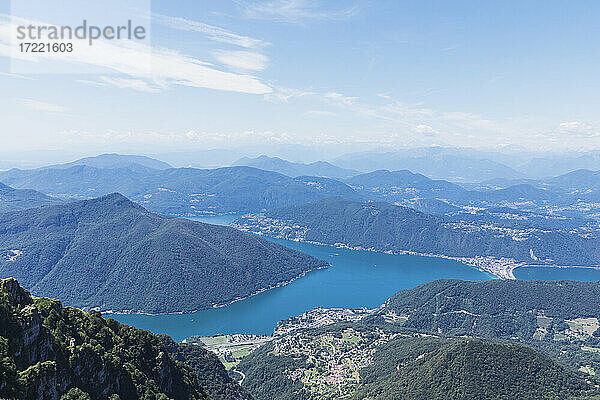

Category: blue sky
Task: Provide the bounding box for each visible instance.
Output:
[1,0,599,157]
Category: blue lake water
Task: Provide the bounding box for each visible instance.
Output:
[514,266,600,282]
[111,215,492,340]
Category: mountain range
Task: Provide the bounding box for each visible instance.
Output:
[332,148,525,182]
[40,153,172,171]
[0,193,327,313]
[0,165,359,216]
[233,155,359,179]
[232,197,600,267]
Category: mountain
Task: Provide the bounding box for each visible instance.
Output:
[548,169,600,191]
[0,194,327,313]
[41,153,172,170]
[349,338,594,400]
[333,149,524,182]
[240,332,595,400]
[370,279,600,378]
[0,183,62,212]
[155,149,246,169]
[479,183,559,202]
[0,278,206,399]
[233,197,600,267]
[518,153,600,179]
[233,155,359,179]
[0,166,361,216]
[346,169,469,200]
[374,279,600,339]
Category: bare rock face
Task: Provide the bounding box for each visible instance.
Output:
[1,277,33,308]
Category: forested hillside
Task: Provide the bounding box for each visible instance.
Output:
[0,194,327,313]
[233,197,600,266]
[238,323,598,400]
[0,183,61,212]
[160,335,254,400]
[0,278,206,399]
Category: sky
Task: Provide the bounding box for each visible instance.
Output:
[1,0,599,161]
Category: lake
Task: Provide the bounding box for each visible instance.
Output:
[111,215,492,340]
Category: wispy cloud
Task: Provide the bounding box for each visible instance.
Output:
[153,14,269,48]
[264,87,315,102]
[242,0,360,24]
[76,79,108,88]
[0,14,272,95]
[324,92,358,107]
[99,76,163,93]
[212,50,268,72]
[413,124,437,136]
[553,121,599,138]
[0,71,36,80]
[306,110,337,117]
[20,98,70,115]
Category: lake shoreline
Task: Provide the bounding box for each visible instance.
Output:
[233,227,600,281]
[101,262,331,316]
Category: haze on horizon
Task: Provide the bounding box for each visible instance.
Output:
[1,0,599,160]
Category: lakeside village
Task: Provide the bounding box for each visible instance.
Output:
[185,307,374,372]
[189,305,600,394]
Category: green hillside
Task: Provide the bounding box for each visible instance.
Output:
[0,194,327,313]
[353,338,594,400]
[238,323,598,400]
[0,183,61,212]
[0,278,205,400]
[233,197,600,266]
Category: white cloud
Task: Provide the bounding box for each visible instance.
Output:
[59,128,300,147]
[0,14,272,95]
[0,71,36,80]
[554,121,598,138]
[99,76,162,93]
[383,101,434,117]
[264,87,315,102]
[20,98,70,114]
[306,110,336,117]
[153,14,269,48]
[212,50,268,72]
[243,0,359,24]
[413,124,437,136]
[76,79,108,87]
[324,92,358,106]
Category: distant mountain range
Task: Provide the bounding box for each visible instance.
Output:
[332,147,600,181]
[233,197,600,267]
[0,278,251,400]
[40,153,172,170]
[332,149,525,182]
[4,153,600,221]
[346,169,470,200]
[0,182,62,212]
[233,155,359,179]
[0,194,327,313]
[0,165,359,216]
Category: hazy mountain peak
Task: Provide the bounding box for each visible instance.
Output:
[40,153,172,171]
[233,154,359,179]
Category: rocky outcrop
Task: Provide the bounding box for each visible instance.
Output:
[0,278,208,400]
